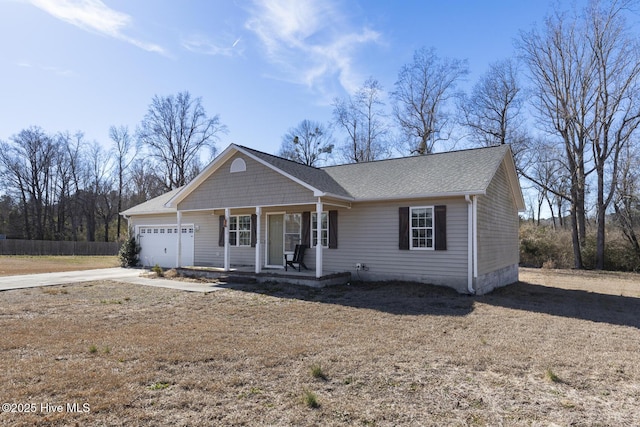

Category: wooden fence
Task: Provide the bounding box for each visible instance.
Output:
[0,239,119,256]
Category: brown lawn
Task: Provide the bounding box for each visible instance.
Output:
[0,256,119,276]
[0,267,639,426]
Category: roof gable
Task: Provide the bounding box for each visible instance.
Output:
[177,151,319,210]
[165,144,353,208]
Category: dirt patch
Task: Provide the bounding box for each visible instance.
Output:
[0,256,119,276]
[0,269,639,426]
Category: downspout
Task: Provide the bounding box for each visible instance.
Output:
[465,195,475,294]
[122,214,132,241]
[472,195,478,282]
[122,214,130,235]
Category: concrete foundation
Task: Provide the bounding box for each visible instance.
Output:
[474,263,519,295]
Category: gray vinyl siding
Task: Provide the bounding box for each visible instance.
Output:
[317,198,469,293]
[178,153,316,210]
[186,212,217,266]
[191,201,468,291]
[476,160,519,276]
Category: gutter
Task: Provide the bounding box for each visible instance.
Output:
[354,190,485,203]
[465,195,476,294]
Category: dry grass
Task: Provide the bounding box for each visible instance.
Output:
[0,256,119,276]
[0,268,639,426]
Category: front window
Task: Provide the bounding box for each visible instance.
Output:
[311,212,328,248]
[410,207,434,249]
[284,214,301,252]
[229,215,251,246]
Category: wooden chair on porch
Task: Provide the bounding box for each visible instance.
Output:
[284,244,309,271]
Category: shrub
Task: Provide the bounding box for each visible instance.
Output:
[519,223,574,269]
[118,236,140,267]
[152,264,164,277]
[519,222,640,272]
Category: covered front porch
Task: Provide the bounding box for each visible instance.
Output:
[173,197,351,281]
[175,265,351,288]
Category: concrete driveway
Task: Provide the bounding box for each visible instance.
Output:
[0,268,222,293]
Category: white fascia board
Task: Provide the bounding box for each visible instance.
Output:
[122,210,176,216]
[505,156,526,212]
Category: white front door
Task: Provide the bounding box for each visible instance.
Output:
[267,214,284,267]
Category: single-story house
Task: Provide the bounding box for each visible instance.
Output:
[121,143,525,295]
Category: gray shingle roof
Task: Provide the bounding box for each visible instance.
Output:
[123,144,516,215]
[236,145,353,199]
[322,145,511,200]
[121,187,181,215]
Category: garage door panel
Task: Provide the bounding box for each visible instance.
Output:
[137,225,194,268]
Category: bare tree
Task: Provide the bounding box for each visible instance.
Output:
[0,127,59,240]
[79,142,112,242]
[519,7,594,268]
[520,0,640,269]
[278,120,334,166]
[587,0,640,269]
[0,195,22,238]
[459,58,528,146]
[110,125,137,239]
[333,77,390,163]
[137,91,227,190]
[613,142,640,261]
[392,47,468,155]
[61,131,86,241]
[128,158,166,206]
[527,141,571,228]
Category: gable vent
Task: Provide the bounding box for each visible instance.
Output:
[230,158,246,173]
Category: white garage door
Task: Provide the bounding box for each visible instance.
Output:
[136,224,194,268]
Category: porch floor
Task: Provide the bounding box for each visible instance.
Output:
[176,266,351,288]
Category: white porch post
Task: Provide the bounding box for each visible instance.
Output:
[176,210,182,268]
[315,198,323,278]
[224,208,230,272]
[255,206,262,274]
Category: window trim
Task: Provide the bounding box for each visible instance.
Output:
[409,206,435,250]
[310,211,329,248]
[229,215,252,247]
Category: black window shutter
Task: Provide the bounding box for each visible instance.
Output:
[399,207,409,250]
[328,210,338,249]
[301,211,310,246]
[250,214,257,247]
[435,205,447,251]
[218,215,225,247]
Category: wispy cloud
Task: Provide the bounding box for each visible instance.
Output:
[182,34,243,57]
[29,0,166,55]
[17,61,75,77]
[245,0,381,96]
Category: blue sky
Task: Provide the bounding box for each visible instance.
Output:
[0,0,576,156]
